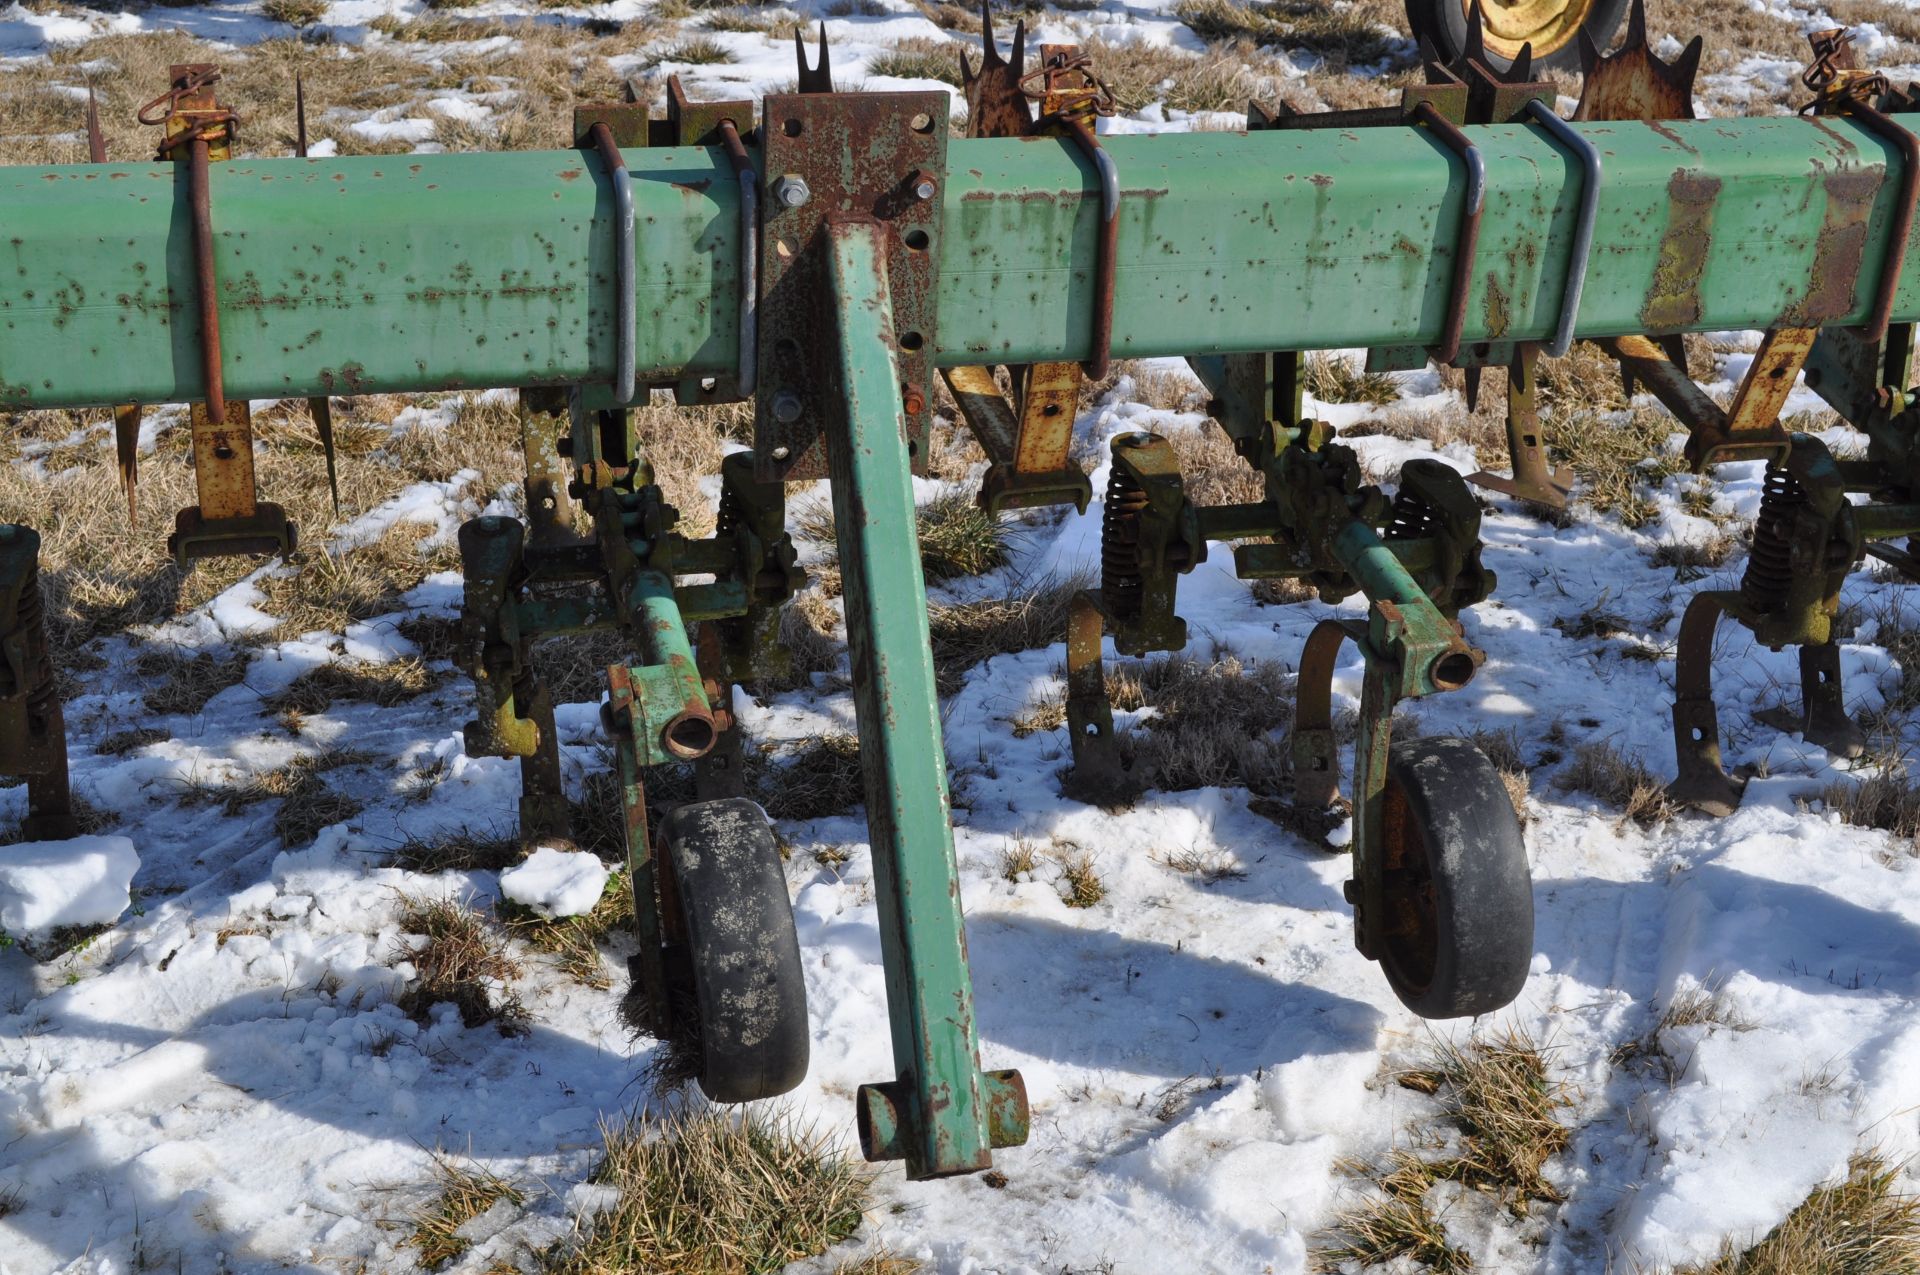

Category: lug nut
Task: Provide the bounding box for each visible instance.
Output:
[771,391,805,424]
[772,174,811,208]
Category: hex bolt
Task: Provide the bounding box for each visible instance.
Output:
[772,174,811,208]
[902,388,926,415]
[910,171,937,201]
[771,391,805,424]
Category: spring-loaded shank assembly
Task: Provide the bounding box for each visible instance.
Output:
[13,4,1920,1182]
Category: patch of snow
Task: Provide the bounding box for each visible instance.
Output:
[0,835,139,937]
[499,846,610,918]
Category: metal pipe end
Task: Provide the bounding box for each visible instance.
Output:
[662,710,719,760]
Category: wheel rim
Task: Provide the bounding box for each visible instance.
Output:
[1379,769,1439,997]
[1468,0,1595,59]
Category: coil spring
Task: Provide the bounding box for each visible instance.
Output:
[1100,467,1148,617]
[1740,465,1808,612]
[1383,484,1440,542]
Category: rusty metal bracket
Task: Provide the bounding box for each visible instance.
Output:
[1062,590,1131,804]
[754,91,947,482]
[1292,617,1370,809]
[1667,592,1747,816]
[0,525,76,841]
[1466,343,1574,508]
[1604,329,1814,471]
[141,66,294,566]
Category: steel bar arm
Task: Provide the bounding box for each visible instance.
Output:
[4,115,1920,410]
[819,220,1027,1178]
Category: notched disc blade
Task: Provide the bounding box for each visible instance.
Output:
[1573,0,1701,120]
[964,4,1033,138]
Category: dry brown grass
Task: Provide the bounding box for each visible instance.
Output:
[266,657,440,717]
[1818,771,1920,845]
[1544,406,1688,529]
[1396,1027,1572,1211]
[1315,1153,1469,1273]
[756,732,866,821]
[137,649,251,716]
[796,489,1011,587]
[543,1107,871,1275]
[1164,423,1264,507]
[1319,1027,1570,1268]
[2,392,522,665]
[1468,726,1531,825]
[176,746,368,847]
[829,1255,923,1275]
[390,895,527,1032]
[390,826,524,874]
[1559,739,1677,826]
[926,572,1090,695]
[867,35,966,86]
[1175,0,1411,74]
[0,27,619,167]
[1053,844,1106,908]
[999,837,1041,881]
[1671,1153,1920,1275]
[406,1152,526,1270]
[1116,651,1293,795]
[499,872,633,990]
[1306,353,1399,406]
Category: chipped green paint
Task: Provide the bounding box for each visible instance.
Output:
[1639,169,1720,331]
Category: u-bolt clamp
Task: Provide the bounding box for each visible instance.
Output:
[1412,102,1484,366]
[588,122,636,405]
[1840,100,1918,343]
[1523,101,1601,358]
[717,119,759,398]
[1055,116,1118,380]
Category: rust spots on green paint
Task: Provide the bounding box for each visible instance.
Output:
[1482,272,1510,339]
[1640,168,1721,331]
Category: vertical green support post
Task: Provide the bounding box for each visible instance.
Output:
[820,221,1027,1179]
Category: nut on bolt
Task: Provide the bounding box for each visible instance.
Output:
[909,170,937,201]
[772,174,811,208]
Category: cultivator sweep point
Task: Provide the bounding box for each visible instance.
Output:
[12,6,1920,1178]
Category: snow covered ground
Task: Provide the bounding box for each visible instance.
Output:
[6,0,1920,1272]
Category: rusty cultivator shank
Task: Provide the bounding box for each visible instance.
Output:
[9,7,1920,1178]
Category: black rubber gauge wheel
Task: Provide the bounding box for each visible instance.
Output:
[1377,736,1534,1018]
[660,798,811,1102]
[1409,0,1629,74]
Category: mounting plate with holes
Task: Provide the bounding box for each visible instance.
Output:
[753,91,948,482]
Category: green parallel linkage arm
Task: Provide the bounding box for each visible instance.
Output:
[820,219,1027,1179]
[4,115,1919,409]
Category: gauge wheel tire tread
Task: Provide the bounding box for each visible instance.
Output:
[1379,736,1534,1019]
[1410,0,1630,73]
[661,797,810,1103]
